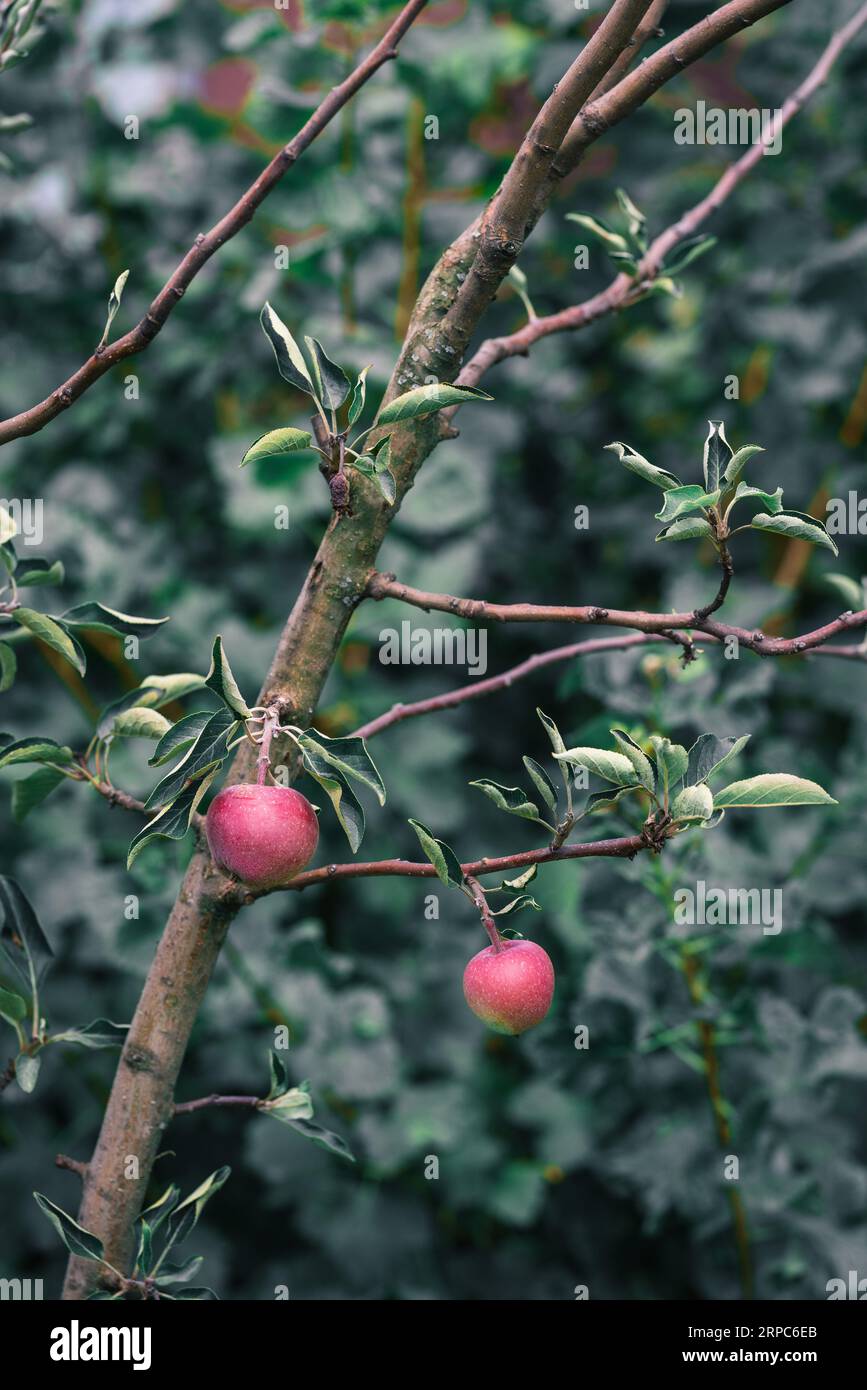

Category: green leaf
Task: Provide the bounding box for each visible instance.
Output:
[111,707,173,741]
[0,984,26,1026]
[205,636,252,718]
[611,729,655,793]
[662,235,716,277]
[16,1050,40,1092]
[469,779,546,824]
[304,336,351,411]
[407,819,464,888]
[615,187,646,245]
[655,485,721,526]
[703,420,733,492]
[145,709,237,811]
[34,1192,105,1262]
[134,1217,153,1279]
[50,1019,128,1050]
[727,482,783,515]
[656,516,714,543]
[141,1184,181,1234]
[522,756,558,813]
[240,427,313,468]
[296,730,385,805]
[649,736,689,794]
[0,641,16,692]
[536,708,566,756]
[261,1086,315,1124]
[0,736,73,770]
[148,710,213,767]
[749,511,839,555]
[11,766,65,822]
[487,864,539,893]
[172,1285,219,1300]
[0,874,54,990]
[376,465,396,505]
[128,765,221,867]
[300,749,364,852]
[15,608,85,675]
[489,894,541,917]
[167,1166,231,1247]
[260,302,316,397]
[15,557,64,587]
[686,734,750,786]
[288,1117,355,1163]
[0,540,16,575]
[671,782,714,823]
[267,1049,289,1100]
[99,267,129,348]
[153,1255,203,1288]
[713,774,836,808]
[60,602,169,640]
[722,444,765,489]
[565,212,628,252]
[348,365,372,428]
[553,746,637,786]
[604,441,681,491]
[139,673,207,704]
[580,784,640,816]
[377,382,492,426]
[824,573,866,611]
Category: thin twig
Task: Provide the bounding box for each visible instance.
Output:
[173,1094,262,1116]
[56,1154,89,1180]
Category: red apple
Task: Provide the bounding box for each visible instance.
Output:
[463,939,555,1035]
[205,784,319,890]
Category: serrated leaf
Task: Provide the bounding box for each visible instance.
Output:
[611,729,655,793]
[469,778,546,823]
[296,730,385,805]
[655,485,721,525]
[750,511,838,555]
[50,1019,128,1050]
[722,444,765,489]
[604,441,681,491]
[686,734,750,786]
[34,1193,104,1262]
[671,782,714,823]
[15,1050,40,1092]
[656,515,714,543]
[145,708,236,811]
[348,365,371,428]
[60,602,168,640]
[554,746,637,785]
[300,748,364,852]
[15,558,64,587]
[566,212,628,252]
[240,427,313,468]
[205,636,252,718]
[111,707,173,741]
[649,736,689,795]
[148,710,213,767]
[260,302,316,397]
[304,336,351,411]
[712,774,836,808]
[0,736,73,771]
[377,382,492,426]
[15,609,85,674]
[522,756,558,813]
[727,482,783,515]
[288,1117,355,1163]
[407,819,463,888]
[0,641,16,692]
[127,764,220,867]
[703,420,733,492]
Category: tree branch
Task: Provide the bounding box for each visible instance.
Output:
[366,571,867,656]
[173,1094,262,1116]
[460,0,867,387]
[0,0,431,447]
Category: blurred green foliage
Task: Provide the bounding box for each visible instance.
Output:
[1,0,867,1299]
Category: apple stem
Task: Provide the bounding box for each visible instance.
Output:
[464,873,504,951]
[255,707,281,786]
